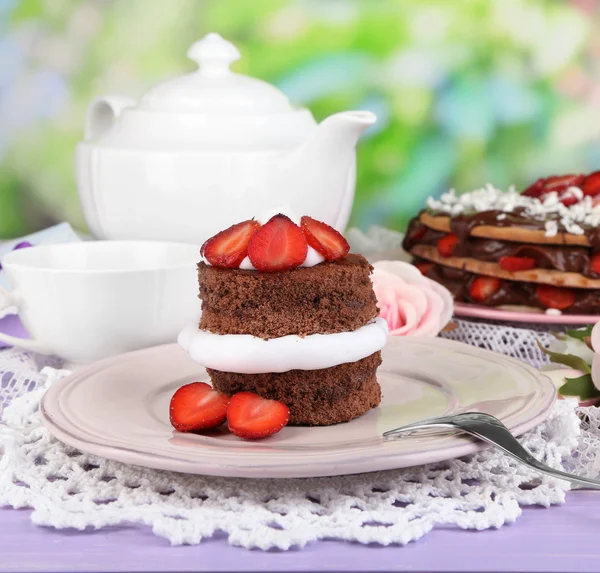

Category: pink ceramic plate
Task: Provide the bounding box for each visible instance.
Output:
[454,302,599,325]
[40,338,555,478]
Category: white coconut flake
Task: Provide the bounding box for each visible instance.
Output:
[496,213,507,220]
[545,308,562,316]
[568,186,584,200]
[544,220,558,237]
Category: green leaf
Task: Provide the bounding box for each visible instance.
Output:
[559,374,600,400]
[536,341,591,373]
[565,325,594,341]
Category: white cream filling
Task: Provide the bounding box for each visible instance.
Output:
[178,318,388,374]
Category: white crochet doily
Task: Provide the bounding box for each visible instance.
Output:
[440,318,556,369]
[1,337,600,550]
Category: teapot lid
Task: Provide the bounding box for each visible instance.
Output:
[139,33,294,114]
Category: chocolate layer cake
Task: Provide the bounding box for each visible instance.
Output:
[179,213,387,428]
[199,254,382,425]
[402,179,600,314]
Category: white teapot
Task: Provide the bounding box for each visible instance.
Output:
[76,33,375,245]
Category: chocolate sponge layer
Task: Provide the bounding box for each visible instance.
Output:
[198,254,379,339]
[208,351,382,426]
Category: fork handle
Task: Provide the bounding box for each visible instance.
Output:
[385,418,600,490]
[463,425,600,490]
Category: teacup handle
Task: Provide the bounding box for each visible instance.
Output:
[0,286,51,354]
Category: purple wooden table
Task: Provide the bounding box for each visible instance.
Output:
[2,315,597,572]
[1,491,598,572]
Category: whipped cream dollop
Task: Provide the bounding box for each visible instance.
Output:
[178,318,388,374]
[202,207,326,270]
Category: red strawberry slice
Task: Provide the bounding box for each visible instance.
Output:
[581,171,600,196]
[414,261,433,275]
[169,382,230,432]
[536,284,576,310]
[469,276,501,303]
[227,392,290,439]
[300,216,350,261]
[247,214,308,272]
[590,253,600,276]
[522,178,546,198]
[437,233,458,257]
[201,220,260,268]
[406,223,427,242]
[499,256,536,272]
[543,174,585,194]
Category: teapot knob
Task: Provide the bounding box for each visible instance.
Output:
[187,33,240,76]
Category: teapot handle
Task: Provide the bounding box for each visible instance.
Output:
[84,95,137,141]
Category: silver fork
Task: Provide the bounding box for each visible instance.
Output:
[383,412,600,490]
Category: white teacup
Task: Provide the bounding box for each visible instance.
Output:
[0,241,200,364]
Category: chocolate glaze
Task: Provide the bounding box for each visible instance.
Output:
[416,259,600,313]
[421,207,600,252]
[403,220,595,276]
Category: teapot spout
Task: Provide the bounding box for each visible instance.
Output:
[307,110,376,158]
[285,111,376,231]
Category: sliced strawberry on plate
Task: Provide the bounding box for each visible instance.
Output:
[543,174,585,194]
[414,261,433,275]
[581,171,600,196]
[201,219,260,268]
[498,256,536,272]
[227,392,290,440]
[521,178,546,198]
[469,276,501,303]
[437,233,458,257]
[247,214,308,272]
[300,216,350,261]
[590,253,600,275]
[169,382,230,432]
[535,284,576,310]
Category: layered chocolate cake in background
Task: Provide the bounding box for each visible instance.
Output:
[403,173,600,314]
[179,212,388,426]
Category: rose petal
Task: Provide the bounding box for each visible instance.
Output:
[591,321,600,354]
[592,353,600,391]
[371,262,454,337]
[409,290,445,336]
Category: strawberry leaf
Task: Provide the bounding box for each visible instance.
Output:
[536,341,591,373]
[559,374,600,400]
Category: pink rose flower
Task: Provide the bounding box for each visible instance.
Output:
[371,261,454,336]
[590,321,600,391]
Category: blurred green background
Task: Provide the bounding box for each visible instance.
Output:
[2,0,600,238]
